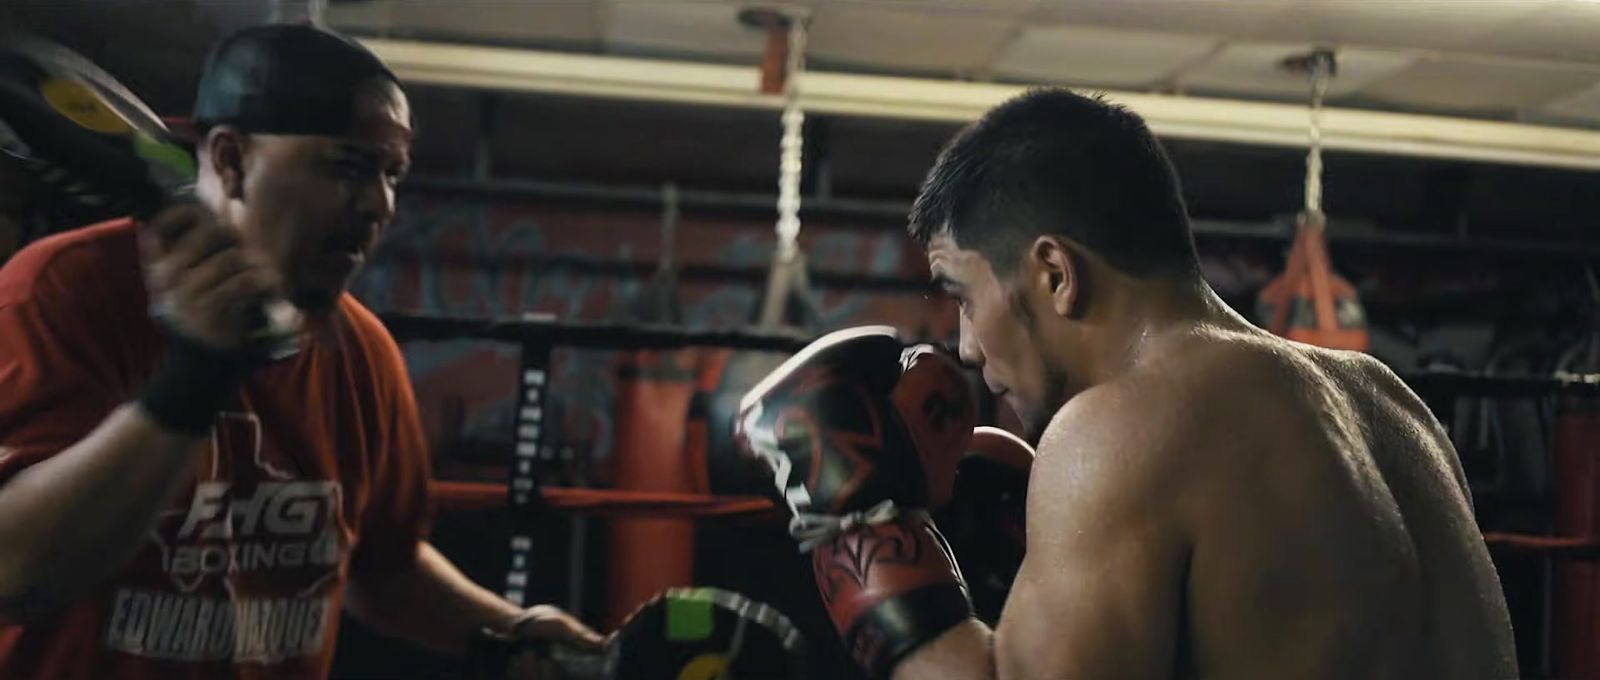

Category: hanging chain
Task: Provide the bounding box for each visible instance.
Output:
[307,0,328,28]
[1304,51,1332,220]
[775,14,808,262]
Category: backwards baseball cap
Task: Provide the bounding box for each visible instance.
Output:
[192,24,400,136]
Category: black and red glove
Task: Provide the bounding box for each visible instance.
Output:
[938,426,1035,623]
[735,325,978,678]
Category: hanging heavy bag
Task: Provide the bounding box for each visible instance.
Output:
[1257,211,1369,351]
[1256,51,1368,353]
[606,184,708,630]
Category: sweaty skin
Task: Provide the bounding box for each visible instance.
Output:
[900,236,1517,680]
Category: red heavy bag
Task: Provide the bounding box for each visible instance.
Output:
[607,350,705,629]
[1257,212,1369,351]
[605,186,703,629]
[1552,339,1600,680]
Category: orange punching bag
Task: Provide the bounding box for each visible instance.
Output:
[606,184,701,629]
[1257,211,1369,351]
[1553,337,1600,679]
[1258,50,1368,352]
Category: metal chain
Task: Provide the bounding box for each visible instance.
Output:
[775,15,808,262]
[306,0,328,27]
[1305,53,1332,219]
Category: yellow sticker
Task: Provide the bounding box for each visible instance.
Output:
[677,653,729,680]
[40,78,131,134]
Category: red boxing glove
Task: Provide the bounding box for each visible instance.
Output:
[957,426,1034,546]
[735,325,977,519]
[936,427,1035,623]
[812,513,973,679]
[735,326,980,679]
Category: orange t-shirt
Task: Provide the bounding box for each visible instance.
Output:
[0,219,433,680]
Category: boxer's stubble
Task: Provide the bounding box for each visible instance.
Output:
[1007,279,1070,445]
[937,233,1068,446]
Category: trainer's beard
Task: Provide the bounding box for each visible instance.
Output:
[291,286,342,315]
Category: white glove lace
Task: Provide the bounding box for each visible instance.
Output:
[790,500,910,553]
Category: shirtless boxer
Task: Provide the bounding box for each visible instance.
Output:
[743,88,1518,680]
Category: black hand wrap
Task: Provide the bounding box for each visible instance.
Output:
[137,331,245,435]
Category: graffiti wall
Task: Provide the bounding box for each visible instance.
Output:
[349,194,959,475]
[350,192,1592,485]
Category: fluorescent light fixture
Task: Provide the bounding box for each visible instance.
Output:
[361,38,1600,170]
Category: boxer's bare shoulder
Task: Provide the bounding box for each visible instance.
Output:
[1159,329,1513,680]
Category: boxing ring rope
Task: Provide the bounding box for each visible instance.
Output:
[422,481,1600,559]
[430,481,781,522]
[386,309,1600,566]
[1483,533,1600,560]
[380,312,1600,397]
[381,313,810,352]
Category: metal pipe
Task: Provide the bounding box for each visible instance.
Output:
[369,249,935,294]
[398,175,1600,262]
[377,311,1600,397]
[402,175,908,219]
[358,38,1600,171]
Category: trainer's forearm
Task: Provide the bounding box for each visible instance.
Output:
[892,619,997,680]
[0,404,205,622]
[345,542,524,656]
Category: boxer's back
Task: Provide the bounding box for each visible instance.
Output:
[1176,330,1516,680]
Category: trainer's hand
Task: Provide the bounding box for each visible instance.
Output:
[504,605,605,680]
[138,203,279,352]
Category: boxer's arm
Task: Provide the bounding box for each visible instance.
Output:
[895,387,1191,680]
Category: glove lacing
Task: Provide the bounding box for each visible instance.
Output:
[791,500,921,553]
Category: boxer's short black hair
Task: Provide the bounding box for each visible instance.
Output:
[909,87,1198,278]
[193,23,401,136]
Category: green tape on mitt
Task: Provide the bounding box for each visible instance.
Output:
[665,588,715,642]
[134,131,195,179]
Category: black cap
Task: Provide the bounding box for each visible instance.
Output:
[193,24,399,136]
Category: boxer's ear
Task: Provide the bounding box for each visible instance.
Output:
[1029,235,1081,319]
[203,125,248,201]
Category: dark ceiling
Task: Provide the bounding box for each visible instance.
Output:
[6,0,1599,245]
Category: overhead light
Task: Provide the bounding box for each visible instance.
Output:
[360,37,1600,170]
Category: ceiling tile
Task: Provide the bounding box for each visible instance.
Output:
[1358,55,1599,114]
[323,1,395,31]
[1474,0,1600,63]
[1180,42,1416,99]
[1280,0,1554,52]
[604,2,766,59]
[806,4,1021,74]
[992,25,1218,88]
[330,1,604,45]
[1033,0,1299,39]
[1540,80,1600,122]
